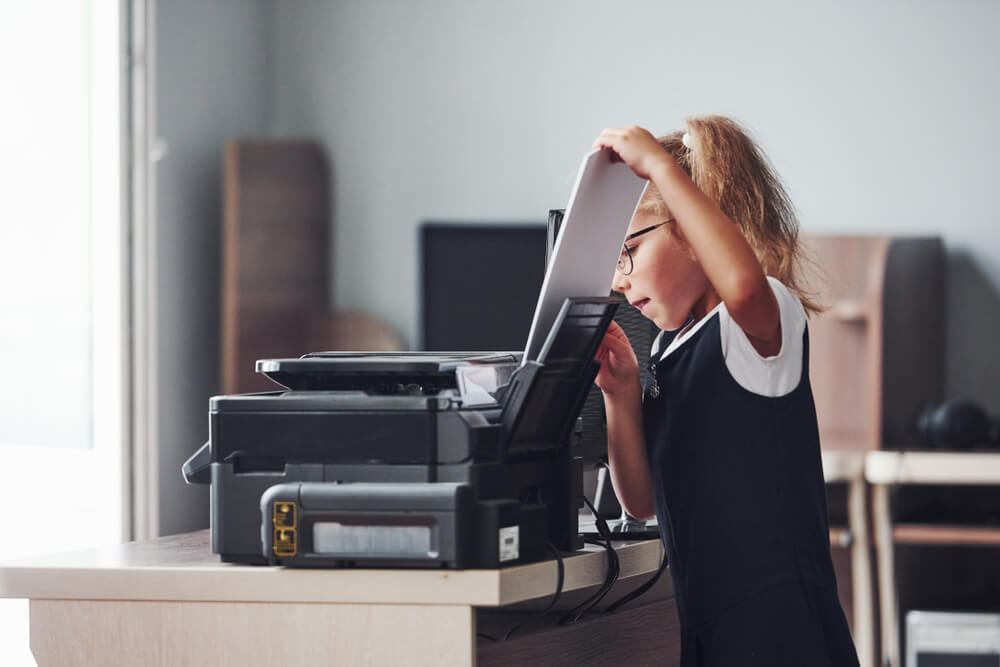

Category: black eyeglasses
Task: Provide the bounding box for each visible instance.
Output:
[616,220,671,275]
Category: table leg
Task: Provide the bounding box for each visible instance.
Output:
[872,483,898,667]
[848,476,875,667]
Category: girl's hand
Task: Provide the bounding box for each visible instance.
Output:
[592,126,671,180]
[594,321,641,399]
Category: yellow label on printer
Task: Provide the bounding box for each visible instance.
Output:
[273,502,296,527]
[272,502,297,557]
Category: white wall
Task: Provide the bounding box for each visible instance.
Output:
[154,0,1000,532]
[268,0,1000,408]
[154,0,270,535]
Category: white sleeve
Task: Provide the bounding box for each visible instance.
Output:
[718,277,807,397]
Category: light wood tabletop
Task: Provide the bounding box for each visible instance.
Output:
[0,529,670,667]
[0,529,666,607]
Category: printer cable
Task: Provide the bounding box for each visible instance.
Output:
[557,497,621,625]
[500,542,565,640]
[588,461,668,613]
[603,545,668,614]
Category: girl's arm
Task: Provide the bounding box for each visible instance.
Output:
[604,387,655,520]
[594,127,782,356]
[594,322,656,520]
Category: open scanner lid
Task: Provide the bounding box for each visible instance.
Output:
[500,296,619,458]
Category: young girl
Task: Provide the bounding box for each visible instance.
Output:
[593,117,859,666]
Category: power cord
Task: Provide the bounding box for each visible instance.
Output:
[590,461,669,612]
[501,541,565,640]
[603,545,667,613]
[485,490,665,641]
[557,496,620,625]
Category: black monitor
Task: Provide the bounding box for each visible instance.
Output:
[420,223,546,351]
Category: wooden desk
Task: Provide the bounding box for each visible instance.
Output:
[866,451,1000,667]
[0,530,671,666]
[822,450,875,667]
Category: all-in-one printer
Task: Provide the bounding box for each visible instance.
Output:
[183,147,648,570]
[183,298,618,569]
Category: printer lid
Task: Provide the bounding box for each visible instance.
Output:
[255,351,521,396]
[501,297,619,457]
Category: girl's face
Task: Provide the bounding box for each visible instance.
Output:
[611,208,716,331]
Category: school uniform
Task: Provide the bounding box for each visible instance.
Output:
[643,278,859,667]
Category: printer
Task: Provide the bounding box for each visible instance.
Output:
[183,297,618,569]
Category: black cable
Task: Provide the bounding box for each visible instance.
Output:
[574,536,619,618]
[557,497,621,625]
[590,463,651,541]
[556,538,616,624]
[590,461,668,612]
[604,546,668,613]
[501,542,565,640]
[476,633,498,642]
[583,491,613,539]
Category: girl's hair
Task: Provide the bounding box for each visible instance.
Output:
[639,115,823,315]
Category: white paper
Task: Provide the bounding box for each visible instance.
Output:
[454,364,502,407]
[522,148,648,362]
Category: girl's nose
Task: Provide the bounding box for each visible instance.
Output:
[611,269,630,294]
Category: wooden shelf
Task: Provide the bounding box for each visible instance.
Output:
[892,524,1000,546]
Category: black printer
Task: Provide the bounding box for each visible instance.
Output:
[183,297,617,569]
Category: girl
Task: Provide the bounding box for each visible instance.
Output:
[592,117,859,666]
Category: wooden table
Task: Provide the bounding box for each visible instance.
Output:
[822,450,875,667]
[866,450,1000,667]
[0,530,671,666]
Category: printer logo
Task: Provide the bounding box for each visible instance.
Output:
[499,525,520,563]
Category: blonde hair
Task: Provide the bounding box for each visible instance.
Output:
[639,115,823,316]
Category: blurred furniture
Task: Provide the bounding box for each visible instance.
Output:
[803,235,945,667]
[0,530,674,666]
[822,450,875,667]
[802,236,945,453]
[906,610,1000,666]
[867,451,1000,667]
[222,140,401,394]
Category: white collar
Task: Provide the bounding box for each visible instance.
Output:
[652,301,726,362]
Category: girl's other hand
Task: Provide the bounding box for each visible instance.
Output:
[594,321,641,399]
[592,126,670,180]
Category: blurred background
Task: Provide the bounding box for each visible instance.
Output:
[1,1,998,665]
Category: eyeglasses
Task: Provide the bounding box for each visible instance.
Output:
[616,220,671,275]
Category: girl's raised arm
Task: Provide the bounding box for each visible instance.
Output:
[593,126,781,356]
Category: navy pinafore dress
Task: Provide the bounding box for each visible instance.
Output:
[643,313,859,666]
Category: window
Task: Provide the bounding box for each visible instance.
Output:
[0,2,125,663]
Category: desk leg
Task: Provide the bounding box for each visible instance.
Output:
[30,599,476,666]
[872,483,898,667]
[848,476,874,667]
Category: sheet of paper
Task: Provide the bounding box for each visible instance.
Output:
[522,148,648,362]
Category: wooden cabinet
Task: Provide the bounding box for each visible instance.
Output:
[221,140,401,394]
[802,235,945,453]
